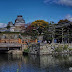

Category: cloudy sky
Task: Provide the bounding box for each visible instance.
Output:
[0,0,72,27]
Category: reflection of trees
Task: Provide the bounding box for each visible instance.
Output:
[53,54,72,68]
[28,55,40,68]
[0,54,23,69]
[29,54,72,69]
[0,54,72,71]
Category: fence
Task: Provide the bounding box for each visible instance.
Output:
[0,39,37,44]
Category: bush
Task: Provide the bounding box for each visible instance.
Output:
[24,48,29,53]
[55,47,63,52]
[54,45,69,52]
[69,48,72,51]
[63,45,68,50]
[54,46,63,52]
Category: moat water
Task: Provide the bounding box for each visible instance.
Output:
[0,54,72,72]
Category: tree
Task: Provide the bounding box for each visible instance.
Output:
[31,20,49,35]
[31,29,38,40]
[25,25,37,35]
[55,19,71,43]
[58,19,69,24]
[6,25,10,29]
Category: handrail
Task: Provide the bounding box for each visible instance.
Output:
[0,39,37,44]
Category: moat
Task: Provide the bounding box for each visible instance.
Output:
[0,54,72,72]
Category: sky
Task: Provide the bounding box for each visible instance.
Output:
[0,0,72,27]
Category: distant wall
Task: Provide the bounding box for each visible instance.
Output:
[0,33,31,39]
[0,34,19,39]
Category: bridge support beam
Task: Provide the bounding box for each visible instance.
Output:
[8,47,9,50]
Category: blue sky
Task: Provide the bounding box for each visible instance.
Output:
[0,0,72,27]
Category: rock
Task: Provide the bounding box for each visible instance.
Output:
[8,50,23,54]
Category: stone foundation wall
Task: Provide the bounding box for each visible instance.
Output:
[8,50,23,54]
[29,43,40,55]
[40,44,54,55]
[0,34,31,39]
[28,43,72,55]
[0,34,19,39]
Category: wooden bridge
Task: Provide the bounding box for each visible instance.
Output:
[0,39,37,44]
[0,43,22,50]
[0,39,37,51]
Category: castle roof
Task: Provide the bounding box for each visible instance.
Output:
[14,15,25,26]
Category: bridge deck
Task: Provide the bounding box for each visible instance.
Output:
[0,43,22,48]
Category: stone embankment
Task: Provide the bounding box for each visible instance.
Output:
[29,43,72,55]
[8,50,23,54]
[40,43,54,55]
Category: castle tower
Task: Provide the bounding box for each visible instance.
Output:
[8,21,13,27]
[14,15,25,32]
[14,15,25,26]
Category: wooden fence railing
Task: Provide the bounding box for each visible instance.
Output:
[0,39,37,44]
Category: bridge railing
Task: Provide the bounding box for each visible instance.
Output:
[21,39,37,44]
[0,39,19,43]
[0,39,37,44]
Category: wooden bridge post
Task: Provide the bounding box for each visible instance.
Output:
[18,38,22,44]
[0,39,1,43]
[8,47,9,50]
[35,39,37,43]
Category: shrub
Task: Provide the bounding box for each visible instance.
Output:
[63,45,68,50]
[69,48,72,51]
[54,46,63,52]
[24,48,29,53]
[55,47,63,52]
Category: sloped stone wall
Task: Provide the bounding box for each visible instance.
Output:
[0,34,19,39]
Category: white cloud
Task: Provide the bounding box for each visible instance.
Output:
[44,0,50,3]
[65,14,72,22]
[0,23,7,28]
[44,0,72,6]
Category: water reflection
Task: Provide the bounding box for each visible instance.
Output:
[0,54,72,72]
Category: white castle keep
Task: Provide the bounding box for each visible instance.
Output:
[8,15,25,32]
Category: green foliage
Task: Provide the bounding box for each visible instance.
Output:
[43,33,52,42]
[21,33,27,36]
[54,44,68,52]
[55,48,63,52]
[58,19,69,24]
[31,20,49,27]
[63,45,68,50]
[31,20,49,35]
[6,25,10,29]
[54,46,63,52]
[31,29,38,40]
[69,48,72,51]
[17,69,19,72]
[24,48,29,53]
[0,32,20,34]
